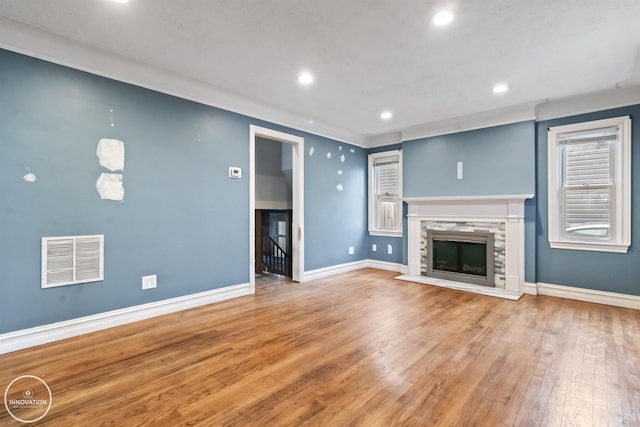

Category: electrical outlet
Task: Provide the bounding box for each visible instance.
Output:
[372,244,377,252]
[142,274,157,290]
[387,244,393,255]
[348,246,355,255]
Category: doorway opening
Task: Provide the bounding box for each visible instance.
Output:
[249,125,304,292]
[256,209,292,277]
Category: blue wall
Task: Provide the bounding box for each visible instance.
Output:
[298,134,368,270]
[3,46,638,337]
[536,105,640,295]
[403,121,536,197]
[0,49,367,333]
[399,122,537,281]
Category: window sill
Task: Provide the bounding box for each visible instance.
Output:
[549,240,629,254]
[369,230,403,238]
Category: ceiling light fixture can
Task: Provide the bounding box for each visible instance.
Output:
[433,11,454,26]
[298,72,314,86]
[492,84,509,94]
[381,111,393,120]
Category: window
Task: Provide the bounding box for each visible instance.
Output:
[548,116,631,253]
[369,150,403,236]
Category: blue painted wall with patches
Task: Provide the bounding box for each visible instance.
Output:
[0,49,367,334]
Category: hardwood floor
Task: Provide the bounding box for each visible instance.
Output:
[1,268,639,426]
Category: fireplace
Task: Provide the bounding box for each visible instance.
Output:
[427,230,495,287]
[401,194,533,298]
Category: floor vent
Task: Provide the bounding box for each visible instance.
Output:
[41,235,104,288]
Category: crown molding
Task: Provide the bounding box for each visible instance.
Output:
[535,84,640,122]
[3,17,640,150]
[365,131,403,148]
[398,101,539,143]
[0,16,367,147]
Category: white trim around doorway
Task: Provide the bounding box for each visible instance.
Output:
[250,125,305,292]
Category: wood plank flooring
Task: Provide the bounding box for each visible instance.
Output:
[1,268,639,426]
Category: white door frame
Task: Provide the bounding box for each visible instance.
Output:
[249,125,304,291]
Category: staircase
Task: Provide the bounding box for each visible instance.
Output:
[262,230,291,276]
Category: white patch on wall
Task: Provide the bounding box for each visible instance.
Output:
[326,152,332,159]
[96,173,124,201]
[340,154,345,162]
[97,138,125,171]
[339,146,343,151]
[337,169,343,176]
[23,173,37,183]
[309,147,315,156]
[336,184,343,191]
[350,148,355,153]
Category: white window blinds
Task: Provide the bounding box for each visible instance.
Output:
[370,151,402,234]
[559,127,616,239]
[547,115,631,253]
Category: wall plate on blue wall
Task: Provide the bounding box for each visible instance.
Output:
[229,167,242,178]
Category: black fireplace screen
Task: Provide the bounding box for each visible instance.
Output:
[433,240,487,277]
[426,230,495,287]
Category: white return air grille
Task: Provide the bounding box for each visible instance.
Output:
[41,235,104,288]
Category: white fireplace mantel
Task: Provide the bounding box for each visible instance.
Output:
[403,194,534,298]
[404,194,534,222]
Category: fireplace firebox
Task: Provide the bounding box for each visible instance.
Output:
[426,230,495,287]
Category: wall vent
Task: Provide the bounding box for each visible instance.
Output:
[41,235,104,288]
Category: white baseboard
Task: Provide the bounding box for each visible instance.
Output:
[303,260,368,281]
[303,259,406,281]
[365,260,404,272]
[537,282,640,310]
[0,282,252,355]
[523,282,538,295]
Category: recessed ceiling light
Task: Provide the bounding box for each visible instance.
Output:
[298,71,314,86]
[380,111,393,120]
[433,11,454,26]
[112,0,129,3]
[492,83,509,94]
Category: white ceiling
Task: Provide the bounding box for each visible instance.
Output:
[1,0,640,146]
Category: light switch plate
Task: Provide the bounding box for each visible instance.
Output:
[229,167,242,179]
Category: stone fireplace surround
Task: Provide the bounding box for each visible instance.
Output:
[398,195,533,300]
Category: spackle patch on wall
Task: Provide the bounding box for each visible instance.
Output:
[97,138,125,171]
[22,173,37,183]
[309,147,315,157]
[97,173,124,201]
[336,184,344,191]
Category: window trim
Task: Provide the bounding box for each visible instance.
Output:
[368,150,403,237]
[547,116,631,253]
